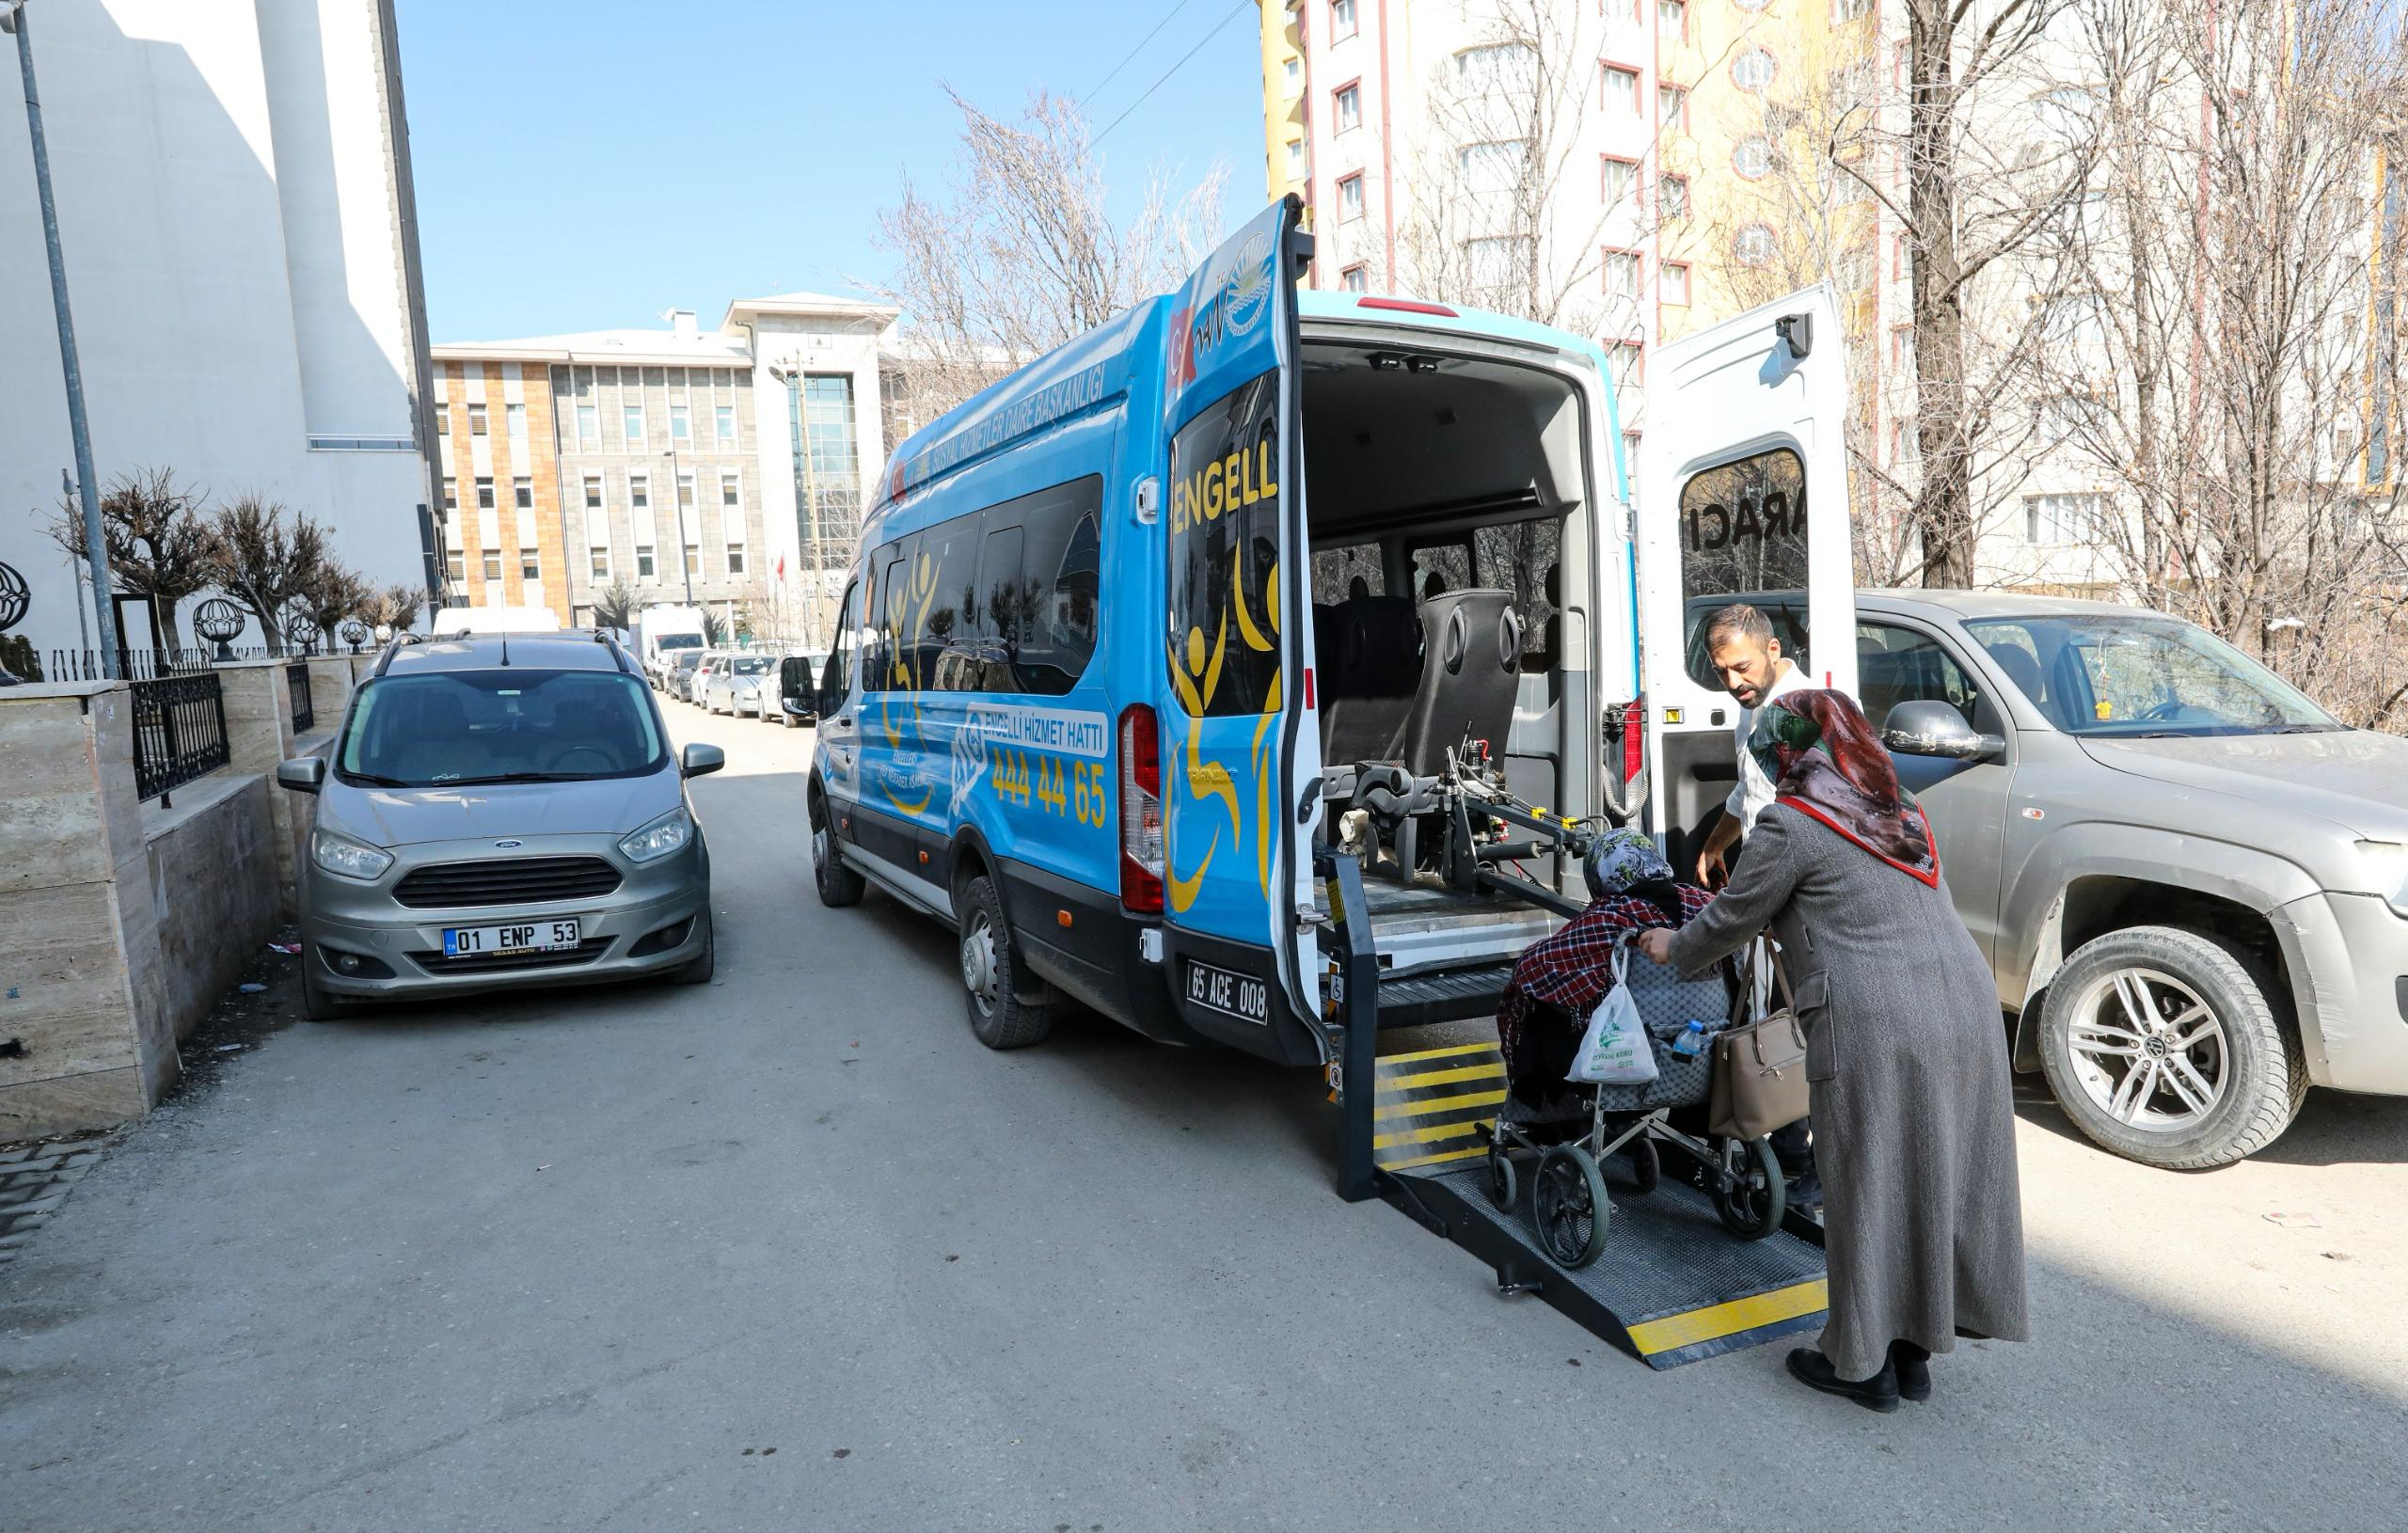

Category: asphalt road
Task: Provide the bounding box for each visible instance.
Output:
[7,702,2407,1532]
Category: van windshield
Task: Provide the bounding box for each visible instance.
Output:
[1964,614,2340,737]
[657,635,703,653]
[338,671,668,786]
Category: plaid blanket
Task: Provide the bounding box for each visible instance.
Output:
[1496,885,1715,1110]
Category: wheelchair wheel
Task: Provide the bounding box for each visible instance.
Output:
[1532,1146,1609,1269]
[1624,1133,1660,1194]
[1485,1144,1518,1213]
[1713,1135,1787,1241]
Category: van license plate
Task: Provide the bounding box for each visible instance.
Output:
[443,919,580,957]
[1185,959,1269,1024]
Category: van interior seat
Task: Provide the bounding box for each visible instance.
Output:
[1397,589,1523,776]
[1320,595,1422,766]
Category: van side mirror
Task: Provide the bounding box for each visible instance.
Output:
[277,757,326,794]
[815,653,846,719]
[1881,700,2004,763]
[680,743,724,778]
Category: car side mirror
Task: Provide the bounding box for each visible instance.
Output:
[277,756,326,794]
[1881,700,2004,763]
[680,742,725,778]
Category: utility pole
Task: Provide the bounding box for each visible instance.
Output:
[8,2,117,682]
[668,443,693,606]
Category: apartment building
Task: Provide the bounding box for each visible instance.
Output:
[434,292,894,643]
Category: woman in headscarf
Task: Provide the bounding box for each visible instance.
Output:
[1496,830,1713,1121]
[1636,689,2027,1412]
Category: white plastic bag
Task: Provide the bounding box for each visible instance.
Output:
[1568,941,1659,1085]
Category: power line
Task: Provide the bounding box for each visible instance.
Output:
[1092,0,1250,148]
[1085,0,1203,107]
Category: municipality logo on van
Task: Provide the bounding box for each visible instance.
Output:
[1186,231,1273,359]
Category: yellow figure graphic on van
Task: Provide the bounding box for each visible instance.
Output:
[878,547,942,815]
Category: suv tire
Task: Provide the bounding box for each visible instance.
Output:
[812,795,865,908]
[958,875,1052,1050]
[2039,925,2305,1170]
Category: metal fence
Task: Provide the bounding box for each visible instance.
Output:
[43,647,273,683]
[286,661,314,733]
[129,672,230,804]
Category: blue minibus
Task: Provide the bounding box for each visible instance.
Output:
[808,196,1853,1069]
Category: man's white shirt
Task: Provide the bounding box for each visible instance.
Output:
[1725,660,1817,838]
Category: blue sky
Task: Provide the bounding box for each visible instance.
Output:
[396,0,1266,343]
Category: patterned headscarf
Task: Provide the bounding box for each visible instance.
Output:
[1749,688,1941,886]
[1583,827,1674,898]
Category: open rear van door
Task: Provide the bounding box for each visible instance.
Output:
[1158,194,1322,1059]
[1635,287,1854,849]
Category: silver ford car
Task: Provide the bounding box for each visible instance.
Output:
[276,631,721,1018]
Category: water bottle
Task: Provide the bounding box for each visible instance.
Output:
[1670,1019,1707,1059]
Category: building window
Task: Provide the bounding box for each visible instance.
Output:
[720,470,741,511]
[1332,0,1358,40]
[1891,325,1914,370]
[467,403,487,436]
[1465,235,1529,289]
[1460,139,1527,194]
[1892,418,1918,463]
[1834,0,1875,21]
[442,477,457,513]
[591,548,610,580]
[629,472,650,512]
[1335,82,1362,133]
[676,469,697,513]
[475,476,496,510]
[1893,233,1909,278]
[686,543,702,577]
[578,403,597,443]
[1607,341,1642,387]
[671,403,690,442]
[1659,174,1688,219]
[446,548,465,581]
[1603,65,1640,116]
[1659,84,1687,128]
[483,550,502,581]
[1282,56,1302,97]
[1603,248,1642,302]
[1601,156,1638,209]
[520,548,540,579]
[1287,138,1308,180]
[506,402,527,441]
[436,407,449,436]
[1340,263,1368,292]
[724,530,747,576]
[717,403,737,444]
[637,545,657,579]
[1734,134,1774,179]
[1662,261,1690,306]
[624,403,644,446]
[1733,48,1776,92]
[1658,0,1687,40]
[584,474,603,511]
[2026,493,2105,545]
[515,476,534,512]
[1338,171,1366,221]
[794,374,862,563]
[1895,39,1911,90]
[1734,223,1778,267]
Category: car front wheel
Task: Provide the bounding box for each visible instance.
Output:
[2038,925,2305,1170]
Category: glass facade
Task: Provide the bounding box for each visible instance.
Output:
[791,373,861,576]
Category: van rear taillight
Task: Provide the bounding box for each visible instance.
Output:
[1118,704,1164,913]
[1620,696,1646,782]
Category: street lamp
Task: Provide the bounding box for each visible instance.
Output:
[7,1,118,682]
[667,443,694,606]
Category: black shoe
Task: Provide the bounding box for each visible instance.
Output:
[1785,1348,1900,1413]
[1785,1172,1823,1215]
[1890,1340,1931,1403]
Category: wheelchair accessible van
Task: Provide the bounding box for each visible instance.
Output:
[1478,934,1790,1272]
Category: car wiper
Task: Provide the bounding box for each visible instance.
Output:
[2259,723,2337,735]
[343,771,419,788]
[438,770,606,785]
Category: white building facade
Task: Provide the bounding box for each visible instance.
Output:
[0,0,438,659]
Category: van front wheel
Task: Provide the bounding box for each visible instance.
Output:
[958,876,1052,1050]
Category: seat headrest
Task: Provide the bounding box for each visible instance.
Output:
[1345,596,1423,695]
[1418,589,1522,677]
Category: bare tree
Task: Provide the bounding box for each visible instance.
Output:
[295,559,372,650]
[45,467,214,648]
[2028,0,2408,725]
[362,582,424,635]
[203,495,327,656]
[871,87,1227,423]
[1833,0,2094,584]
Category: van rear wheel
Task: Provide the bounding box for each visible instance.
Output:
[958,875,1052,1050]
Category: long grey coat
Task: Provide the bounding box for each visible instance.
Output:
[1669,804,2029,1381]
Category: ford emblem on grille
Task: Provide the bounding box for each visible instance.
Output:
[494,840,522,848]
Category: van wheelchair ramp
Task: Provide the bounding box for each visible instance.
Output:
[1321,852,1829,1370]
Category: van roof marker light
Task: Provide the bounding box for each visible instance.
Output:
[1356,296,1459,318]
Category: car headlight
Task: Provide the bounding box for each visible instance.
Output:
[2355,841,2408,918]
[619,806,694,864]
[311,828,394,881]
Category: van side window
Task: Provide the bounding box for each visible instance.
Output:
[919,517,984,689]
[1474,517,1562,662]
[1312,543,1384,601]
[1020,484,1101,695]
[872,541,912,691]
[1409,540,1473,600]
[1168,375,1283,718]
[1677,446,1811,685]
[825,577,861,697]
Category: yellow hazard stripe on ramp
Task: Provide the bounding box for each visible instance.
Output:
[1374,1088,1506,1122]
[1624,1278,1830,1357]
[1383,1143,1490,1171]
[1377,1040,1501,1067]
[1377,1062,1506,1093]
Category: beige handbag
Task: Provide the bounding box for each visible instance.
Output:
[1708,943,1813,1141]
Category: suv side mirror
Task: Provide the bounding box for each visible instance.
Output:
[277,756,327,794]
[680,742,725,778]
[1881,700,2004,763]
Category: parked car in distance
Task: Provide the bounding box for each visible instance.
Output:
[273,630,721,1019]
[770,651,830,726]
[666,649,706,703]
[682,651,725,704]
[702,652,772,716]
[1854,589,2408,1169]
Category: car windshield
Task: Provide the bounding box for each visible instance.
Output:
[1963,614,2340,738]
[338,670,667,786]
[726,656,769,675]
